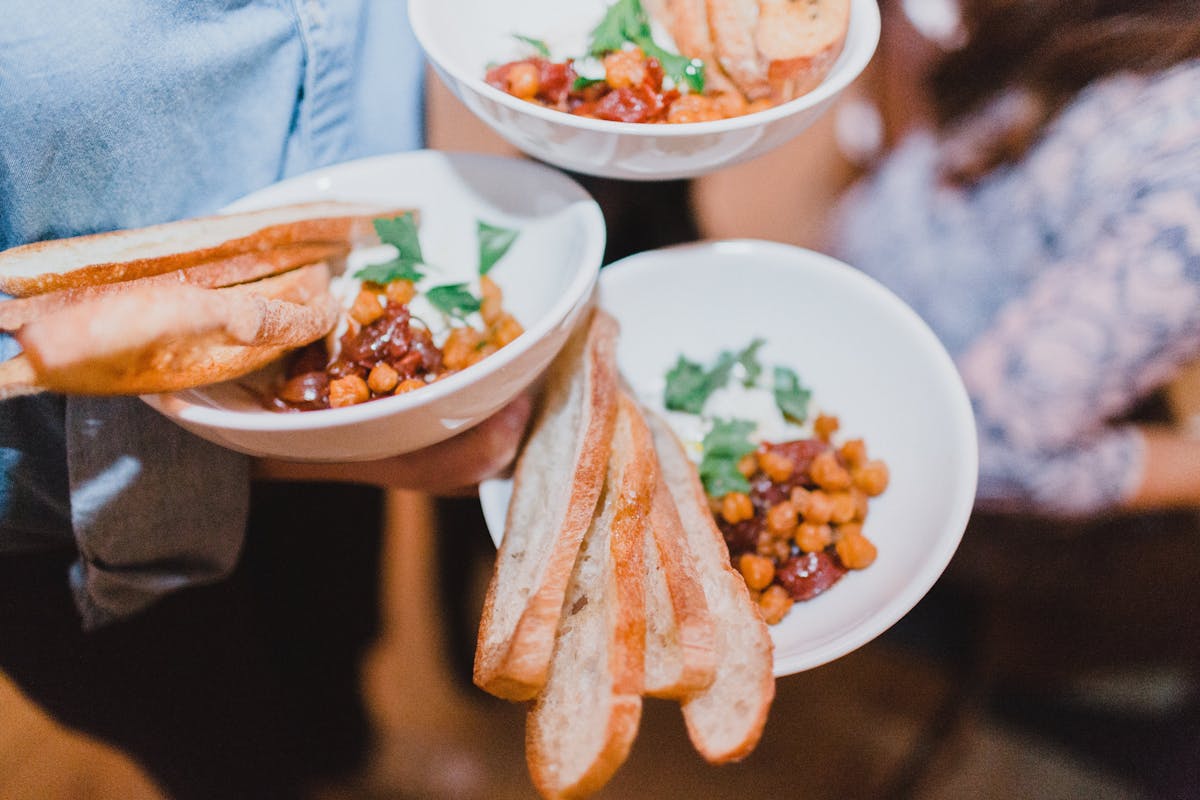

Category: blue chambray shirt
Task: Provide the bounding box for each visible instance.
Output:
[0,0,425,628]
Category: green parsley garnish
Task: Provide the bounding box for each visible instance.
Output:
[587,0,705,93]
[698,418,757,497]
[477,221,519,275]
[354,213,426,284]
[572,75,607,91]
[773,365,812,424]
[513,34,551,58]
[426,283,482,319]
[663,339,765,414]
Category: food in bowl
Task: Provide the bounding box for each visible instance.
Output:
[487,0,851,123]
[268,213,525,411]
[657,339,889,624]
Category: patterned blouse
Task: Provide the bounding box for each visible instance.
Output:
[834,60,1200,516]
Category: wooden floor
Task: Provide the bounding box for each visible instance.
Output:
[2,491,1158,800]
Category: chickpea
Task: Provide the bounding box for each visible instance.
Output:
[851,487,870,521]
[720,492,754,524]
[794,521,833,553]
[807,490,836,524]
[666,93,723,124]
[442,326,486,371]
[479,275,503,325]
[758,585,794,625]
[836,521,864,541]
[329,374,369,408]
[603,48,647,89]
[829,491,858,524]
[755,532,791,562]
[737,553,776,591]
[385,279,416,307]
[737,453,758,478]
[836,528,878,570]
[394,378,426,394]
[853,459,890,497]
[489,313,524,348]
[809,450,852,491]
[839,438,867,468]
[367,363,400,394]
[712,91,748,118]
[349,288,384,325]
[757,449,795,482]
[765,500,798,535]
[507,62,541,100]
[813,413,840,442]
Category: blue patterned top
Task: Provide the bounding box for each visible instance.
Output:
[834,60,1200,516]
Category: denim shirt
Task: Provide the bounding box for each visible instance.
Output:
[0,0,424,627]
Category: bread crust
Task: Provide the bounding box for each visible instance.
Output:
[643,472,718,698]
[526,392,652,800]
[0,242,348,332]
[15,263,337,396]
[646,410,775,764]
[474,309,621,701]
[0,202,400,297]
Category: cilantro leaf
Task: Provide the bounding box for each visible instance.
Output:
[663,355,711,414]
[698,418,757,497]
[736,338,765,387]
[477,221,519,275]
[426,283,482,319]
[586,0,706,92]
[573,75,606,90]
[588,0,644,55]
[513,33,551,58]
[354,258,424,285]
[773,365,812,424]
[355,213,426,284]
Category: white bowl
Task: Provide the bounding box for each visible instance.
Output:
[141,151,606,462]
[479,240,978,676]
[410,0,881,181]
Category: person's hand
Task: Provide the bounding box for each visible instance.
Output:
[252,392,534,495]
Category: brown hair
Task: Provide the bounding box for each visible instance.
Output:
[927,0,1200,180]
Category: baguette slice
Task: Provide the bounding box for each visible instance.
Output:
[706,0,772,100]
[643,468,718,698]
[474,309,621,701]
[0,201,398,297]
[756,0,850,101]
[14,263,336,396]
[0,242,349,331]
[643,0,738,95]
[526,392,653,800]
[646,410,775,763]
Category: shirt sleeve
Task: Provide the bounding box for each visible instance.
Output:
[957,171,1200,516]
[64,396,250,629]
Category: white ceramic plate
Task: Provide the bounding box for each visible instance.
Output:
[141,151,606,462]
[410,0,880,181]
[479,240,977,676]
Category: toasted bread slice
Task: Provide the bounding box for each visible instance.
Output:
[0,201,397,297]
[756,0,850,101]
[706,0,772,100]
[474,309,621,701]
[0,242,349,331]
[526,392,652,800]
[646,410,775,764]
[643,472,718,698]
[15,263,337,396]
[644,0,738,95]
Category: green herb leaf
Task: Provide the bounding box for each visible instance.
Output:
[588,0,644,55]
[513,33,551,58]
[698,418,757,497]
[477,221,519,275]
[355,213,426,284]
[664,355,712,414]
[572,75,607,91]
[354,258,424,285]
[586,0,706,92]
[773,365,812,424]
[736,338,766,387]
[426,283,482,319]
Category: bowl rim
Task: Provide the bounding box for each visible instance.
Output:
[409,0,881,138]
[140,150,607,432]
